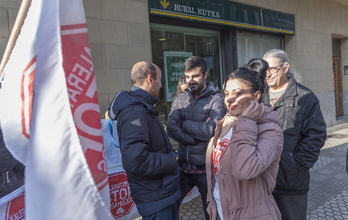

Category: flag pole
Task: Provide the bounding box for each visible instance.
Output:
[0,0,32,77]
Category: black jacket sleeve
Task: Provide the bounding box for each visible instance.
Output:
[118,109,178,177]
[181,94,226,141]
[166,96,198,145]
[295,94,327,169]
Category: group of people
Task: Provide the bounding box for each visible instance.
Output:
[107,49,327,220]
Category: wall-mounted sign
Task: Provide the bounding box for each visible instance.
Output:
[163,51,192,102]
[149,0,295,34]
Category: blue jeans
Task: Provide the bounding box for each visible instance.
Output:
[176,172,209,220]
[142,203,179,220]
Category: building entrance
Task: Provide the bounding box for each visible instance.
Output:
[150,24,222,121]
[333,54,343,117]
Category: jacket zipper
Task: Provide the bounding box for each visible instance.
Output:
[186,98,196,170]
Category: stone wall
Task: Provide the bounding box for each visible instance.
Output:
[234,0,348,126]
[83,0,152,116]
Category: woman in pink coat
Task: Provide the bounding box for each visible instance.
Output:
[206,58,283,220]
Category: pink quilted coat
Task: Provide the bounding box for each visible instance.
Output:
[206,107,283,220]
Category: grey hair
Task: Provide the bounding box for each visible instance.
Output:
[263,49,302,83]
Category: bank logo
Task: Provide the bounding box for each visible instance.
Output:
[160,0,170,9]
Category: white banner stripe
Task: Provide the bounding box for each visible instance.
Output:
[61,28,87,35]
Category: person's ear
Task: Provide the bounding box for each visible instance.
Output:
[146,74,153,85]
[283,62,290,74]
[254,91,261,102]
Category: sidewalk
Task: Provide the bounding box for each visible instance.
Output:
[179,121,348,220]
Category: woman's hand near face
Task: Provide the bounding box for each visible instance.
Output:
[241,101,265,121]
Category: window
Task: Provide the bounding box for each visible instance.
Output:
[150,23,222,118]
[237,34,281,66]
[151,24,222,95]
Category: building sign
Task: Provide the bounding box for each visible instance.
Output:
[163,51,192,102]
[149,0,295,34]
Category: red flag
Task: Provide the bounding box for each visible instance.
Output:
[0,0,113,219]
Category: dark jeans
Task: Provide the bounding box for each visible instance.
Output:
[177,172,209,220]
[273,192,308,220]
[0,171,23,198]
[142,203,179,220]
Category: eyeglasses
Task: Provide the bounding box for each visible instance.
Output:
[268,65,283,74]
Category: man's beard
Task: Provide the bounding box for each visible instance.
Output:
[189,83,202,93]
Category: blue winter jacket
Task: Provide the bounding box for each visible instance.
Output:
[108,86,180,216]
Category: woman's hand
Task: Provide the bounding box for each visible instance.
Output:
[241,101,265,121]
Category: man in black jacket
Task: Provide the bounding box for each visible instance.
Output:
[166,56,226,219]
[263,49,327,220]
[108,61,180,220]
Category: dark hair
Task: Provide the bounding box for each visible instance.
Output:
[131,61,157,85]
[224,58,268,102]
[176,75,187,95]
[183,56,207,74]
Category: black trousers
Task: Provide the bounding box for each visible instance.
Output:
[273,192,308,220]
[177,171,209,220]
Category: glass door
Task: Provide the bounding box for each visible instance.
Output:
[150,24,222,118]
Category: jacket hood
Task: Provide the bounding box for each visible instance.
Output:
[217,105,278,127]
[206,81,222,94]
[108,90,158,120]
[188,81,222,97]
[258,105,279,126]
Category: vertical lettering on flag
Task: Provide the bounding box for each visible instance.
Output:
[0,0,112,219]
[20,56,36,139]
[109,171,135,218]
[5,194,25,220]
[61,23,108,191]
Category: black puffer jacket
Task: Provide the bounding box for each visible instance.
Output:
[166,81,226,171]
[263,77,327,195]
[108,86,180,216]
[0,128,25,198]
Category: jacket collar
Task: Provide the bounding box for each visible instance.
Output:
[264,77,298,106]
[130,86,159,106]
[187,81,221,99]
[282,77,298,99]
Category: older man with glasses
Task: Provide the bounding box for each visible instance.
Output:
[262,49,327,220]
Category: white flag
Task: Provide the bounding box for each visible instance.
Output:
[0,0,113,219]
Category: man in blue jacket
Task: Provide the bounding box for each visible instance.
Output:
[108,61,181,220]
[263,49,327,220]
[167,56,226,219]
[0,128,25,198]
